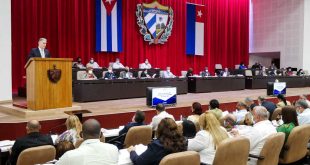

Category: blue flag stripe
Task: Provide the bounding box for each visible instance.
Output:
[186,4,196,55]
[107,14,112,52]
[146,15,156,30]
[117,0,122,52]
[95,0,101,52]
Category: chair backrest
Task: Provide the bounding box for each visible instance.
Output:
[77,71,86,80]
[119,71,126,78]
[279,124,310,164]
[213,137,250,165]
[159,151,200,165]
[138,71,143,78]
[271,107,282,121]
[139,63,143,69]
[181,71,187,77]
[245,70,253,76]
[159,71,164,78]
[16,145,56,165]
[257,132,285,165]
[124,125,152,148]
[215,64,222,69]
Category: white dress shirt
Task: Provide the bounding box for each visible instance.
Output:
[233,109,248,123]
[188,128,228,164]
[140,63,152,69]
[86,62,100,69]
[298,108,310,125]
[56,139,118,165]
[238,120,276,165]
[163,71,176,78]
[39,48,45,58]
[150,111,175,130]
[112,62,125,69]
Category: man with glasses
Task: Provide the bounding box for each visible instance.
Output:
[295,99,310,125]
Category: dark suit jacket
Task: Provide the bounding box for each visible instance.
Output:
[186,72,193,77]
[104,72,116,79]
[116,122,145,149]
[261,101,277,119]
[130,139,171,165]
[10,132,54,165]
[119,122,145,136]
[201,71,211,77]
[27,48,51,61]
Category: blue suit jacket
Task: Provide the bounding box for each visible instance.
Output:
[261,101,277,119]
[130,140,171,165]
[27,48,51,61]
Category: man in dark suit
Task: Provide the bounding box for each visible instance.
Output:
[257,96,277,120]
[116,110,146,149]
[104,66,116,79]
[9,120,54,165]
[201,67,211,77]
[27,38,51,61]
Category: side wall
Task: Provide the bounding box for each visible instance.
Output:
[0,0,12,102]
[251,0,304,69]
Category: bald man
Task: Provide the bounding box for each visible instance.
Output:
[56,119,118,165]
[10,120,53,165]
[231,106,276,165]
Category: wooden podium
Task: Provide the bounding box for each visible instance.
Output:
[25,58,73,110]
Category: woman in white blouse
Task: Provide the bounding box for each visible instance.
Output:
[187,112,229,164]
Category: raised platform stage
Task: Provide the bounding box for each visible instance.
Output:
[0,87,309,140]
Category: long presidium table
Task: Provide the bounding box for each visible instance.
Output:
[245,76,310,89]
[73,76,310,102]
[73,78,187,102]
[188,76,245,93]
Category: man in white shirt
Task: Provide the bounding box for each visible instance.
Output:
[233,101,248,123]
[231,106,276,165]
[140,59,152,69]
[295,99,310,125]
[299,94,310,107]
[112,58,125,69]
[150,103,175,130]
[86,58,100,69]
[27,38,51,60]
[56,119,118,165]
[162,66,176,78]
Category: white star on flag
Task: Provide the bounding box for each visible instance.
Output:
[197,10,203,18]
[105,0,113,4]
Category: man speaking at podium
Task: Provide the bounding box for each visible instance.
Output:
[27,38,51,60]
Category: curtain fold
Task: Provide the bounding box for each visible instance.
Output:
[11,0,249,91]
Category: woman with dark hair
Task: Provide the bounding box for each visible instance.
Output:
[186,68,193,77]
[209,99,223,120]
[276,94,291,108]
[182,119,197,139]
[187,102,203,124]
[276,106,299,142]
[128,118,187,165]
[56,141,75,160]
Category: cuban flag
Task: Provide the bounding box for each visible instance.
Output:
[96,0,122,52]
[186,3,205,56]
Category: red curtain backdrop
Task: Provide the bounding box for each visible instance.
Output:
[11,0,249,91]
